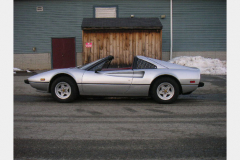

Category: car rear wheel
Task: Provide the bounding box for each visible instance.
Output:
[151,77,179,104]
[51,76,79,103]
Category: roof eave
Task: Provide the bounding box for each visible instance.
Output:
[82,27,163,30]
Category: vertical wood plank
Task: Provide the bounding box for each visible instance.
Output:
[102,33,105,59]
[145,31,149,58]
[106,33,110,56]
[160,30,162,60]
[109,32,113,57]
[122,32,125,65]
[119,32,122,66]
[138,32,142,56]
[148,32,152,58]
[142,31,145,56]
[93,32,97,62]
[84,31,90,64]
[89,32,93,60]
[116,32,120,66]
[135,33,139,57]
[125,32,128,65]
[124,32,127,65]
[131,32,136,58]
[157,31,161,59]
[152,32,156,58]
[129,32,133,64]
[97,33,101,61]
[113,32,117,66]
[155,31,159,60]
[82,31,85,64]
[103,33,106,58]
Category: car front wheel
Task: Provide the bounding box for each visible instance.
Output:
[151,77,179,104]
[51,76,79,103]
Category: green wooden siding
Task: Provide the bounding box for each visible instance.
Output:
[14,0,226,54]
[14,0,170,53]
[172,0,226,51]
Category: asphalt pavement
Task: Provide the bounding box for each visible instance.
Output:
[14,73,226,160]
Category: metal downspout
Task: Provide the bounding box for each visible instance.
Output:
[170,0,173,60]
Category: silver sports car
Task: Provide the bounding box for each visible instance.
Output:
[24,55,204,103]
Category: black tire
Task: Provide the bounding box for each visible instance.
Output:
[51,76,79,103]
[151,77,179,104]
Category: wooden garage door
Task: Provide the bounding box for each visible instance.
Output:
[52,38,76,69]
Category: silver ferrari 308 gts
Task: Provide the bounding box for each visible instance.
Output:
[25,55,204,103]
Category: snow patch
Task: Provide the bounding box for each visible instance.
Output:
[14,68,32,74]
[14,68,22,71]
[168,56,226,75]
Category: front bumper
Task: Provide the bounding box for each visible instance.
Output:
[24,79,49,92]
[24,79,29,84]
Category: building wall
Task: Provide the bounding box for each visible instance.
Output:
[14,0,226,70]
[14,0,170,54]
[172,0,226,52]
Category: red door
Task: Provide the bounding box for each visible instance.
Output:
[52,38,76,69]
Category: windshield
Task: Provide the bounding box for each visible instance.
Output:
[77,58,104,70]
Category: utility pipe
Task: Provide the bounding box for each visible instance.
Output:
[170,0,173,60]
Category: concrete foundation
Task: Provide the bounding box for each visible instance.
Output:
[14,53,51,70]
[14,51,226,70]
[14,53,83,70]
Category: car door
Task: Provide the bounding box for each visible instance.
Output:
[125,57,159,96]
[81,70,133,96]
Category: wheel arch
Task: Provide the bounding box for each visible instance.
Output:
[48,73,79,93]
[149,75,182,96]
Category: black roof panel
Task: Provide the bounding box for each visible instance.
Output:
[82,18,163,30]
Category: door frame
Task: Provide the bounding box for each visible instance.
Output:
[51,37,77,69]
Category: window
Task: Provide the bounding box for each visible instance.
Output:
[94,6,118,18]
[36,6,43,12]
[89,60,111,71]
[135,59,157,69]
[79,58,104,70]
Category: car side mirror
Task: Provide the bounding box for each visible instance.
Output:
[95,68,101,73]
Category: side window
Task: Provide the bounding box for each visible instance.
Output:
[136,59,157,69]
[89,60,111,71]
